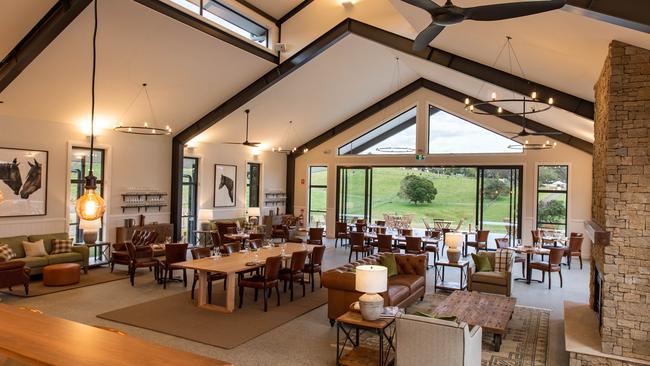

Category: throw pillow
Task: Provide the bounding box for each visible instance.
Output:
[0,244,16,261]
[471,253,493,272]
[51,239,73,254]
[380,253,399,277]
[494,248,512,272]
[22,240,48,257]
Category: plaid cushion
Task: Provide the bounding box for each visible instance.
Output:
[494,248,512,272]
[242,222,256,232]
[0,244,16,261]
[51,239,73,254]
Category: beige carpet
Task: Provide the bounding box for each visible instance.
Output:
[408,293,550,366]
[1,268,135,297]
[97,284,328,349]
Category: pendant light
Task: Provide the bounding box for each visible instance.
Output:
[75,0,106,221]
[113,83,172,136]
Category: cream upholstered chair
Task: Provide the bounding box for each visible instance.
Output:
[396,314,482,366]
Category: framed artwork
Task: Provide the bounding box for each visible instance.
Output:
[214,164,237,207]
[0,147,48,217]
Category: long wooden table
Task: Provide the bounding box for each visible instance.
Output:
[175,243,316,313]
[0,304,230,366]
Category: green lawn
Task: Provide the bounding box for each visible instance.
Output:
[310,167,514,234]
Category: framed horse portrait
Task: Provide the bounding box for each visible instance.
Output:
[213,164,237,207]
[0,147,48,217]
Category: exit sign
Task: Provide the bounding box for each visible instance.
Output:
[415,154,425,160]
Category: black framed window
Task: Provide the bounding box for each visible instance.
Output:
[69,147,105,243]
[536,165,568,234]
[181,157,199,244]
[309,166,327,227]
[246,162,261,208]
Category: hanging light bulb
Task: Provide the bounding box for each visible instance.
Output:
[0,190,4,204]
[303,147,309,153]
[464,97,470,105]
[76,0,105,222]
[531,91,537,99]
[548,97,554,105]
[491,92,497,101]
[497,107,503,113]
[144,122,148,128]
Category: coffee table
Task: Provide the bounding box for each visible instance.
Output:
[434,291,516,351]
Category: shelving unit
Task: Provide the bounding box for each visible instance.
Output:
[120,192,168,213]
[264,191,286,206]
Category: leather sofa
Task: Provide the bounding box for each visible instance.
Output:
[0,233,89,275]
[468,251,513,296]
[322,253,426,325]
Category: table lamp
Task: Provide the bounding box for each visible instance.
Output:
[79,218,102,244]
[355,265,387,321]
[247,207,261,224]
[445,232,462,263]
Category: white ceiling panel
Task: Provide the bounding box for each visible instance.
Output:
[245,0,304,20]
[0,0,57,60]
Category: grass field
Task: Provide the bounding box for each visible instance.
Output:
[310,167,515,234]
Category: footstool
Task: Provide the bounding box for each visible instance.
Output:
[42,263,81,286]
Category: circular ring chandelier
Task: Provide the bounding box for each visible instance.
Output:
[465,91,553,117]
[508,139,558,151]
[113,83,172,136]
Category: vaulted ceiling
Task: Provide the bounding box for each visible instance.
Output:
[244,0,304,19]
[0,0,57,60]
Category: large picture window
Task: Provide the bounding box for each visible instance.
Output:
[69,147,105,243]
[536,165,568,234]
[309,166,327,227]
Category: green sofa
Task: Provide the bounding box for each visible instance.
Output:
[0,233,89,275]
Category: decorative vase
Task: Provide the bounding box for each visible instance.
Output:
[83,230,98,245]
[359,293,384,321]
[447,248,461,263]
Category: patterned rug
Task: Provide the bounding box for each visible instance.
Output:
[360,293,549,366]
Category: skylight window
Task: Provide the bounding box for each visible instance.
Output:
[428,105,521,154]
[169,0,269,47]
[338,107,417,156]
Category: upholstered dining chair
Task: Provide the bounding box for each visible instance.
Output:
[405,236,424,255]
[221,242,241,255]
[564,235,584,269]
[304,245,325,292]
[464,230,489,256]
[308,227,325,245]
[529,247,565,289]
[279,250,309,301]
[377,234,399,253]
[355,222,367,233]
[190,247,226,303]
[238,255,282,312]
[160,243,188,289]
[348,232,372,262]
[531,229,542,245]
[334,222,349,248]
[126,242,160,286]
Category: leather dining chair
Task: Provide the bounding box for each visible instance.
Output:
[564,235,584,269]
[530,247,565,289]
[377,234,399,253]
[465,230,489,256]
[304,245,325,292]
[221,242,241,256]
[279,250,309,301]
[190,247,226,303]
[405,236,424,255]
[238,255,283,312]
[334,222,349,248]
[308,227,325,245]
[348,232,372,262]
[160,243,188,289]
[126,243,160,286]
[111,230,157,272]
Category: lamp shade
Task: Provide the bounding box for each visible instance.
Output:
[247,207,261,217]
[355,265,387,294]
[445,232,463,249]
[197,209,214,221]
[79,218,102,232]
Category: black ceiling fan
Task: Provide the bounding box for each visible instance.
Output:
[223,109,261,147]
[402,0,567,51]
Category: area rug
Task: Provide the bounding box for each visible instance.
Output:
[359,293,550,366]
[97,285,328,349]
[1,268,134,297]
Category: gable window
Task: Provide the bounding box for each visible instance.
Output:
[428,105,521,154]
[338,107,417,156]
[69,147,105,243]
[536,165,568,234]
[169,0,268,47]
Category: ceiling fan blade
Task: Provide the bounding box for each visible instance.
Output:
[413,22,445,51]
[401,0,439,12]
[223,142,243,145]
[244,141,261,147]
[528,131,563,136]
[464,0,566,21]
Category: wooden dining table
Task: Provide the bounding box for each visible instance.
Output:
[174,243,317,313]
[510,246,551,284]
[0,304,231,366]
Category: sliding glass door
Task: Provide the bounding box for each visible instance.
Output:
[477,167,522,242]
[337,167,371,222]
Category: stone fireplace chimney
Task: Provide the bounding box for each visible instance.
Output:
[591,40,650,362]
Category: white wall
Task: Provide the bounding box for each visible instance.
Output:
[0,115,171,242]
[185,142,287,223]
[294,88,594,256]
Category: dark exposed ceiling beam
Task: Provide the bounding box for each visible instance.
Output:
[348,115,417,154]
[277,0,314,26]
[0,0,92,94]
[133,0,278,64]
[233,0,277,24]
[348,20,595,121]
[564,0,650,34]
[292,78,592,156]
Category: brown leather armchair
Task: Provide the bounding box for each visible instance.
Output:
[110,230,158,272]
[0,260,30,295]
[322,253,426,326]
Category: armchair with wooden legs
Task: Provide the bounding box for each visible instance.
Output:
[126,243,160,286]
[0,261,30,295]
[111,230,158,272]
[238,255,282,312]
[279,250,308,302]
[529,247,565,289]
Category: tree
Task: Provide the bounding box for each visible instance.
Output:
[398,174,438,205]
[538,199,566,224]
[484,179,509,200]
